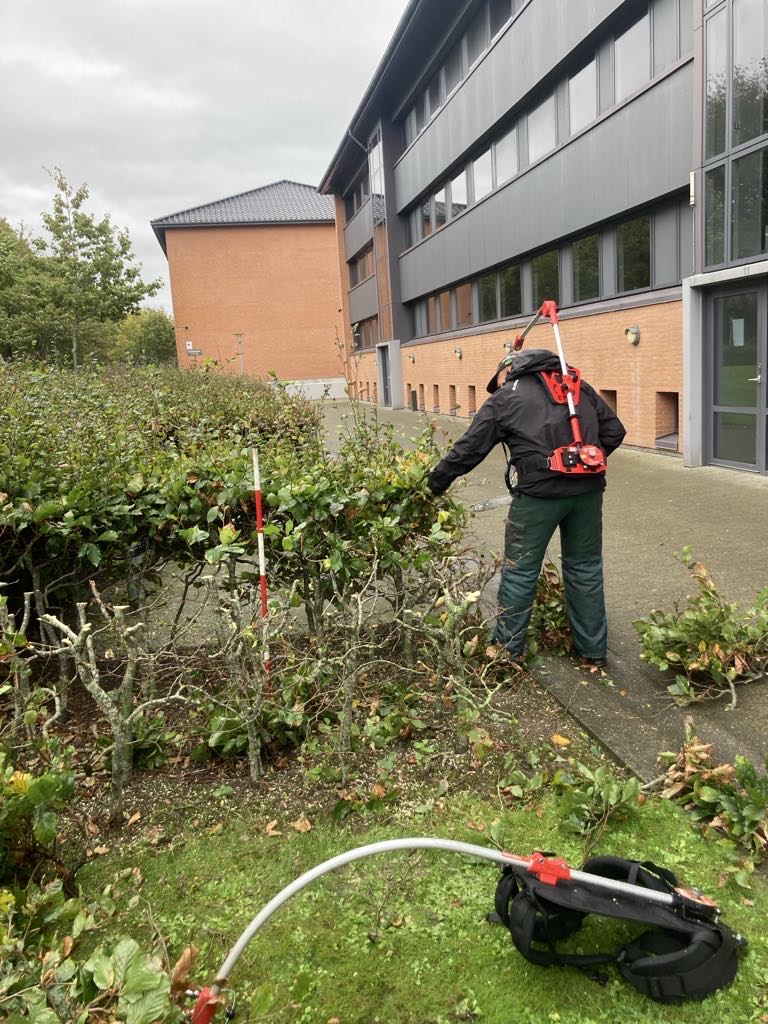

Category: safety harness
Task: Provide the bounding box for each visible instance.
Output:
[492,853,746,1003]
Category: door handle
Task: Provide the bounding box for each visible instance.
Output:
[747,376,761,382]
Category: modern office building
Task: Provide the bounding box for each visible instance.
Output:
[320,0,768,474]
[152,181,346,397]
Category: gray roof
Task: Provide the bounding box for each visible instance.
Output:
[151,180,335,253]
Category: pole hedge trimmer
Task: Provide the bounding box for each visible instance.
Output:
[187,838,746,1020]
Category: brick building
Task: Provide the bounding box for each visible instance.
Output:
[320,0,768,475]
[151,181,346,397]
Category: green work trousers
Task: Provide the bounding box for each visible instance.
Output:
[493,490,606,659]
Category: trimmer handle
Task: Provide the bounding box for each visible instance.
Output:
[512,301,559,351]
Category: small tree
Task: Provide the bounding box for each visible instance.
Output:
[41,169,161,369]
[109,308,177,365]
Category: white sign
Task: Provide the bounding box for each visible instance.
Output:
[187,348,202,356]
[185,340,193,351]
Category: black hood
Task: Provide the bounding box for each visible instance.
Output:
[486,349,562,394]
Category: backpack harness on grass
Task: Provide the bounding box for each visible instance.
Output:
[491,852,746,1004]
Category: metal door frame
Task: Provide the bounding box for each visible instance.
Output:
[704,282,767,473]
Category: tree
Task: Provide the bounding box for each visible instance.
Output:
[109,308,177,365]
[40,169,161,369]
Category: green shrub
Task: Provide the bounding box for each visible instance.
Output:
[633,547,768,702]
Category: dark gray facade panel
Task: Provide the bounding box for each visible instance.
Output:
[653,202,679,285]
[344,199,374,260]
[394,0,630,210]
[653,0,678,76]
[398,68,693,302]
[348,274,379,325]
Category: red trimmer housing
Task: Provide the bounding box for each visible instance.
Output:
[513,301,606,477]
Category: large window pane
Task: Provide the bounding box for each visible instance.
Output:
[705,9,727,158]
[444,42,463,97]
[450,170,468,216]
[467,7,489,68]
[422,197,433,238]
[414,93,426,136]
[733,0,768,147]
[426,295,438,335]
[532,250,559,309]
[572,234,600,301]
[732,145,768,259]
[495,126,517,184]
[478,272,498,322]
[615,13,650,102]
[490,0,512,37]
[473,149,493,201]
[427,75,441,120]
[569,60,597,135]
[500,265,521,317]
[456,282,473,327]
[434,187,447,229]
[705,164,726,266]
[438,290,453,331]
[528,95,556,163]
[617,215,651,291]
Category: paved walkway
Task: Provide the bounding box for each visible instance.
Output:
[323,401,768,780]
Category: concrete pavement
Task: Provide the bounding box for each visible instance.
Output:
[322,400,768,781]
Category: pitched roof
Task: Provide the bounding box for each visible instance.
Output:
[151,180,335,253]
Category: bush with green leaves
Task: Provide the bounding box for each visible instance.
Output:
[633,547,768,704]
[0,753,75,886]
[553,762,641,850]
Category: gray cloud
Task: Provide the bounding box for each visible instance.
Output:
[0,0,409,310]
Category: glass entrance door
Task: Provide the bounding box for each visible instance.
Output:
[709,287,766,471]
[378,343,391,407]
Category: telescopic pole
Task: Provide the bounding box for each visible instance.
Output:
[251,448,270,673]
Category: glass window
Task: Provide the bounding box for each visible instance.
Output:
[422,197,433,238]
[413,301,426,338]
[444,42,463,97]
[478,272,498,322]
[408,207,421,246]
[679,0,693,56]
[450,170,468,216]
[500,265,522,317]
[705,164,726,266]
[349,260,358,288]
[495,126,517,184]
[733,0,768,147]
[732,145,768,259]
[404,110,415,148]
[569,60,597,135]
[473,149,493,201]
[617,214,651,291]
[426,295,438,334]
[490,0,512,37]
[528,95,556,163]
[705,9,727,158]
[532,250,560,309]
[434,187,447,229]
[415,92,426,136]
[427,75,441,120]
[455,282,473,327]
[438,290,453,331]
[615,13,650,102]
[467,7,489,68]
[572,234,600,301]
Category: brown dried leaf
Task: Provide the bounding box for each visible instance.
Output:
[265,819,283,837]
[62,935,74,957]
[87,820,100,836]
[550,734,572,748]
[371,783,386,800]
[289,817,312,834]
[170,944,199,999]
[92,845,109,856]
[126,811,141,827]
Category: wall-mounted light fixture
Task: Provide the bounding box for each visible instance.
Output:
[625,326,641,346]
[503,340,513,353]
[454,347,463,360]
[408,353,416,363]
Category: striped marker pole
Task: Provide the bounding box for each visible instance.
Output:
[251,447,270,672]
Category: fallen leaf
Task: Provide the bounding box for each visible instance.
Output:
[550,734,572,747]
[371,783,386,799]
[265,819,283,837]
[207,822,224,836]
[87,820,100,836]
[289,817,312,833]
[92,845,109,856]
[741,898,755,907]
[126,811,141,827]
[170,944,199,999]
[62,935,74,957]
[618,689,628,698]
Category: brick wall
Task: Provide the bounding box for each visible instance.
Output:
[394,301,683,450]
[166,223,345,381]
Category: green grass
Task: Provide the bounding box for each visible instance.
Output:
[80,792,768,1024]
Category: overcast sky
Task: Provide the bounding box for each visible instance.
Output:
[0,0,410,311]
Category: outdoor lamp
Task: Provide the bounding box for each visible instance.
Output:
[454,347,463,360]
[625,326,640,346]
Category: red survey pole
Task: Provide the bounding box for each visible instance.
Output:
[251,448,270,672]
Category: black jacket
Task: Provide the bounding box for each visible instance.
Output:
[427,350,626,498]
